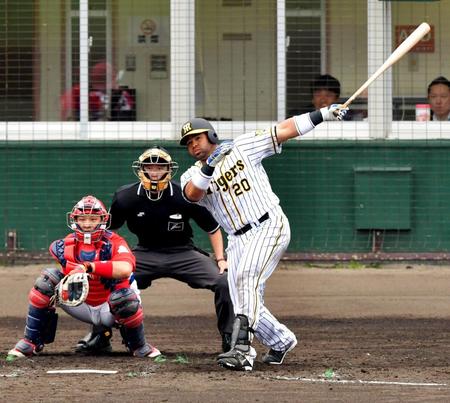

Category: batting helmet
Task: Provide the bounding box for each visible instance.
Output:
[179,118,219,145]
[67,195,110,244]
[132,146,179,201]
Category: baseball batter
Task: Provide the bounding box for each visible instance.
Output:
[180,104,347,371]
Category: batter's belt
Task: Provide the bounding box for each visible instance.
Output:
[233,212,269,236]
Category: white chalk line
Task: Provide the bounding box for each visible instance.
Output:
[47,369,118,374]
[0,372,21,378]
[271,375,447,387]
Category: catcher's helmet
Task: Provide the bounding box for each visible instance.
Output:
[67,195,110,244]
[180,118,219,145]
[132,146,179,201]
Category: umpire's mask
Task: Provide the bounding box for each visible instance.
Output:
[132,147,179,201]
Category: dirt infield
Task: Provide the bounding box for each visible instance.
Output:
[1,263,450,402]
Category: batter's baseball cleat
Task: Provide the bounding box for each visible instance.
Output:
[75,328,113,355]
[262,337,298,365]
[217,345,257,371]
[6,339,44,361]
[133,343,161,358]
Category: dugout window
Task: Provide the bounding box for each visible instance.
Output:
[1,0,450,138]
[390,1,450,122]
[285,1,322,117]
[110,0,171,122]
[286,1,368,120]
[194,0,277,122]
[62,0,170,122]
[0,0,35,121]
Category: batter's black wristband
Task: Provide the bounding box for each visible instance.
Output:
[201,164,215,176]
[309,110,323,126]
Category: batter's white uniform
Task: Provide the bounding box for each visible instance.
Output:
[181,127,296,352]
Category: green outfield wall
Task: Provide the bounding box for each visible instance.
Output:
[2,140,450,254]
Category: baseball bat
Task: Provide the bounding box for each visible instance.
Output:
[342,22,431,108]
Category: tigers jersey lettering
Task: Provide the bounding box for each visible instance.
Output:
[212,160,245,192]
[181,128,282,234]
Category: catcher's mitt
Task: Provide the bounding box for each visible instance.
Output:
[55,271,89,307]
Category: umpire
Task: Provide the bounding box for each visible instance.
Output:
[76,146,234,354]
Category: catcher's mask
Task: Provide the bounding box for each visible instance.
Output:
[132,146,179,201]
[67,195,110,244]
[179,117,219,146]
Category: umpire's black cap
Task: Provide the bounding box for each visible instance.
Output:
[180,118,219,145]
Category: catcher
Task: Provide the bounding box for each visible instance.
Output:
[7,195,160,360]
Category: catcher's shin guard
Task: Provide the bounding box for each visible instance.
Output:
[7,306,57,361]
[217,315,256,371]
[42,308,58,344]
[119,323,161,358]
[120,323,145,352]
[24,305,58,346]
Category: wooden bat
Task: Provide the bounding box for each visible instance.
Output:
[343,22,431,108]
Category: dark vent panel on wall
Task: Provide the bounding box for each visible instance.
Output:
[222,0,252,7]
[222,33,252,41]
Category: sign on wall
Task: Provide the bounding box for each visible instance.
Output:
[395,25,435,52]
[129,17,169,46]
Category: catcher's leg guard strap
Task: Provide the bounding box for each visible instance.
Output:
[29,288,51,309]
[119,308,144,328]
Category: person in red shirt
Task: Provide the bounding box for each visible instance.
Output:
[7,195,159,360]
[60,61,134,121]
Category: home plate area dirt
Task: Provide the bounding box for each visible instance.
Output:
[1,264,450,402]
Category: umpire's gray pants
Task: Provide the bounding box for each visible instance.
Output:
[133,247,234,335]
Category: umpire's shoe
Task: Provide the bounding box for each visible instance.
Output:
[221,333,232,353]
[217,345,257,371]
[262,337,297,365]
[75,328,113,355]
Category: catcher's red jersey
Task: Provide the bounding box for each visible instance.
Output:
[49,231,136,306]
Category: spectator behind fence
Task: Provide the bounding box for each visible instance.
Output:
[311,74,364,121]
[60,61,134,121]
[427,76,450,121]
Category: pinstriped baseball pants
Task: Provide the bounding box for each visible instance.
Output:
[226,206,297,351]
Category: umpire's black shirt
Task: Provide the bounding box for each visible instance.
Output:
[109,181,220,252]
